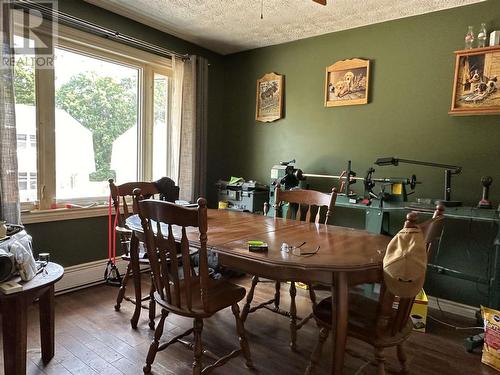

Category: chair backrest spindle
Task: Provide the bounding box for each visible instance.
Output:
[109,179,162,252]
[269,184,338,225]
[134,190,210,313]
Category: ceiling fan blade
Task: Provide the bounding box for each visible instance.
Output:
[313,0,327,5]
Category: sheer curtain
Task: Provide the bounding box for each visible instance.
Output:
[170,55,208,203]
[0,2,20,224]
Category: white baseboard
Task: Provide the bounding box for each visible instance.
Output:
[427,296,479,320]
[55,258,148,294]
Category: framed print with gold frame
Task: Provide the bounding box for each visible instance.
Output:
[256,72,283,122]
[325,58,370,107]
[450,46,500,116]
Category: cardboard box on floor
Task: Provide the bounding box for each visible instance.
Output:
[410,289,428,333]
[359,284,430,332]
[392,288,428,333]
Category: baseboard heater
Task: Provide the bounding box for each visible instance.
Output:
[55,258,149,295]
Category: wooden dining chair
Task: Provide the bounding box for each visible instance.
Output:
[109,179,179,329]
[305,205,445,375]
[133,191,253,375]
[242,185,337,351]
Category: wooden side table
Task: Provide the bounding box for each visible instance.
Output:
[0,262,64,375]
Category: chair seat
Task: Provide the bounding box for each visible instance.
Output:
[313,292,413,347]
[155,278,246,318]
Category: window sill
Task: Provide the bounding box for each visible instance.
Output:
[21,205,110,224]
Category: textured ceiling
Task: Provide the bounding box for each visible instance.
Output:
[84,0,485,55]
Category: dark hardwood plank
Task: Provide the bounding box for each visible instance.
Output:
[1,295,28,374]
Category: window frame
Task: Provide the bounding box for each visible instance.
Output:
[14,19,173,219]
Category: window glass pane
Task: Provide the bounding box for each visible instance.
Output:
[54,48,139,199]
[18,172,27,190]
[152,73,168,180]
[29,135,36,148]
[29,172,37,190]
[17,134,27,149]
[14,36,37,202]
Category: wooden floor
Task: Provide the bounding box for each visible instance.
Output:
[0,274,496,375]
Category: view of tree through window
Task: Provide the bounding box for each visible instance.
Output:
[14,48,140,200]
[56,72,138,182]
[13,36,38,203]
[54,48,139,199]
[14,58,35,105]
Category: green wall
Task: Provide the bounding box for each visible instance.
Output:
[220,1,500,205]
[26,217,108,266]
[219,0,500,306]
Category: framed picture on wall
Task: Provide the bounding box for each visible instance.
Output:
[325,58,370,107]
[256,72,284,122]
[450,45,500,116]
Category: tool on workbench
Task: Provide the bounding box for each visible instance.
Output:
[295,161,418,204]
[478,176,493,209]
[268,160,308,216]
[363,167,419,203]
[298,160,362,198]
[375,157,462,207]
[339,160,357,196]
[270,159,306,190]
[216,177,269,213]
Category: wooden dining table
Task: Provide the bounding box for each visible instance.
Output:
[126,209,390,375]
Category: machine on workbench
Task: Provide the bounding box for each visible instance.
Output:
[269,156,464,232]
[267,159,307,216]
[374,157,463,207]
[216,177,269,213]
[265,158,422,231]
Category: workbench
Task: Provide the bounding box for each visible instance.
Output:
[334,196,500,309]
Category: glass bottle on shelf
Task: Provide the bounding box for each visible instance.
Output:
[478,23,487,48]
[465,26,474,49]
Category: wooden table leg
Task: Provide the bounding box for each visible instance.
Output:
[332,272,348,375]
[289,282,298,351]
[130,233,141,329]
[2,295,27,375]
[39,285,55,363]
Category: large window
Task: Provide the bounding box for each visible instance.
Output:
[13,21,173,209]
[54,47,139,199]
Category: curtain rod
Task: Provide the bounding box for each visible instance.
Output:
[13,0,190,61]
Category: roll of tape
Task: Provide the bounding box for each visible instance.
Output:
[0,250,14,282]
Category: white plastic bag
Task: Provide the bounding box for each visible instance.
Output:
[10,240,37,281]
